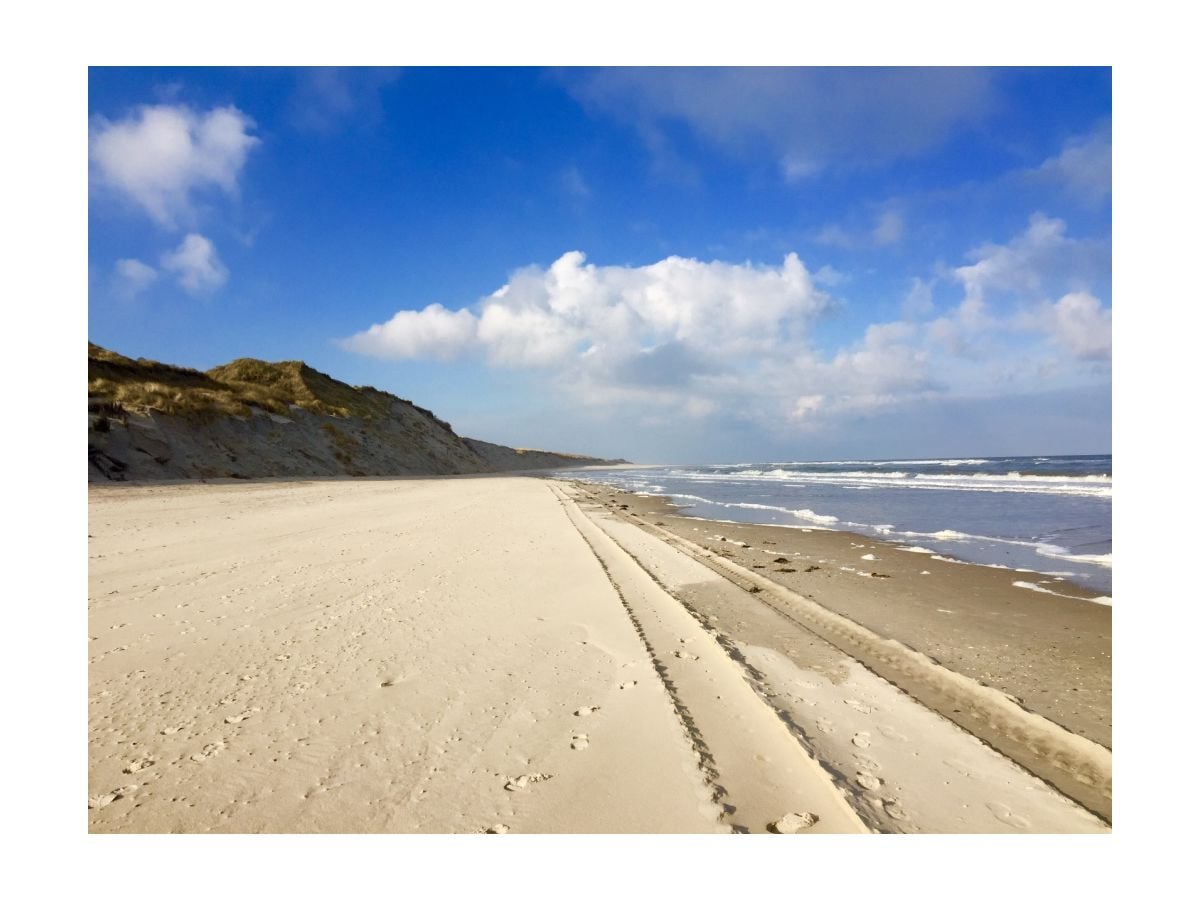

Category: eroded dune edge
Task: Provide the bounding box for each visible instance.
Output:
[88,476,1109,834]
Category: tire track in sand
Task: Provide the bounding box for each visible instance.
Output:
[570,485,1113,823]
[551,484,868,834]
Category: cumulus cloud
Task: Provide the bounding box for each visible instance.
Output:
[1020,291,1112,361]
[90,104,259,228]
[954,213,1109,304]
[341,251,951,435]
[342,251,829,369]
[339,303,478,361]
[341,233,1107,440]
[930,215,1110,363]
[562,68,997,178]
[160,234,227,294]
[113,258,158,298]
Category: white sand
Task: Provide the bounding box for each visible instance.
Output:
[88,477,862,833]
[89,476,1107,833]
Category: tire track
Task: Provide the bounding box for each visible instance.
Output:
[568,484,1113,822]
[551,484,869,834]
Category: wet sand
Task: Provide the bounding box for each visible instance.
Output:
[578,483,1112,747]
[570,482,1112,821]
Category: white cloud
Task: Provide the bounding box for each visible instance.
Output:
[160,234,228,294]
[954,213,1109,304]
[339,303,478,361]
[901,277,934,318]
[90,104,259,228]
[113,258,157,297]
[932,216,1110,364]
[813,265,846,287]
[791,394,824,420]
[343,251,829,369]
[341,237,1107,440]
[1020,291,1112,361]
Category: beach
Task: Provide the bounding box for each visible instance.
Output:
[88,475,1110,833]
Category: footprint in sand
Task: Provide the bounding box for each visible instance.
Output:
[883,799,909,821]
[844,699,874,714]
[224,708,260,725]
[851,732,872,749]
[943,758,974,778]
[855,771,883,791]
[504,773,553,792]
[673,650,699,660]
[769,812,819,833]
[571,734,590,750]
[574,706,600,717]
[89,784,138,809]
[619,681,637,690]
[484,824,510,834]
[853,754,881,772]
[190,740,226,762]
[986,801,1030,830]
[815,717,835,734]
[123,757,155,774]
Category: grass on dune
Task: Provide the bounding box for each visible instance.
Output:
[88,343,447,425]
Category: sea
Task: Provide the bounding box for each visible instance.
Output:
[555,454,1112,594]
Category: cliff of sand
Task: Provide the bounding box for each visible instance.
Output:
[87,343,627,481]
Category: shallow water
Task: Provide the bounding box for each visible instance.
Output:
[557,454,1112,592]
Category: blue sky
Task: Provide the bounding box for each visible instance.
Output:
[88,67,1111,463]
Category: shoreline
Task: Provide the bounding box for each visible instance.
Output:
[554,476,1112,600]
[89,476,1109,832]
[566,482,1112,751]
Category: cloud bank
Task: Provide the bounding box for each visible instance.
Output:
[341,251,828,368]
[339,252,932,432]
[342,215,1109,440]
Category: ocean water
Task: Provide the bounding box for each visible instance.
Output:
[556,455,1112,593]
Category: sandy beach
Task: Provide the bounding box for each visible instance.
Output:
[88,475,1109,833]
